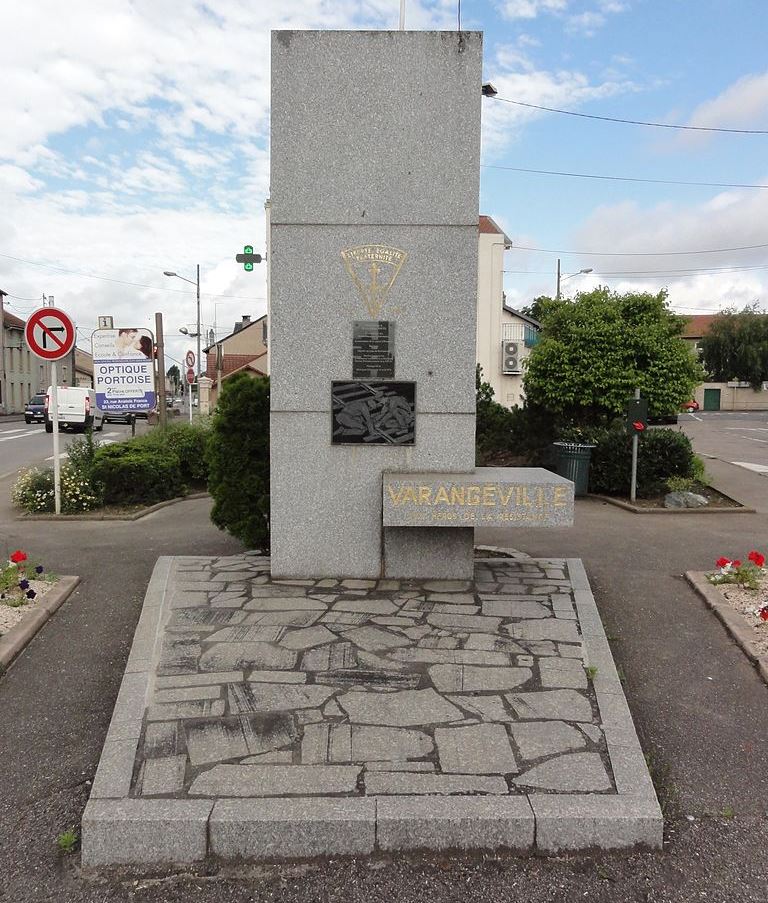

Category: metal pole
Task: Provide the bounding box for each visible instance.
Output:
[155,312,167,429]
[51,362,61,515]
[630,387,640,503]
[0,289,6,415]
[556,258,561,300]
[188,378,192,424]
[196,264,201,421]
[399,0,405,29]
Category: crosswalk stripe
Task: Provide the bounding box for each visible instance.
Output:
[731,461,768,474]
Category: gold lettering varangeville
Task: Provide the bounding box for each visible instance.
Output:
[386,483,569,509]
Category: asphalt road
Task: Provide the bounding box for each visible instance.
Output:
[0,426,766,901]
[679,410,768,475]
[0,419,149,481]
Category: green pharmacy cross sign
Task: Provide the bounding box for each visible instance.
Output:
[235,245,262,272]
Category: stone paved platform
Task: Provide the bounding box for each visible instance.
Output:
[82,552,662,867]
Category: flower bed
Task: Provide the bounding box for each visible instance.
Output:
[0,550,55,637]
[707,551,768,657]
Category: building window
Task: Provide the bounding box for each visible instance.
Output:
[524,326,539,348]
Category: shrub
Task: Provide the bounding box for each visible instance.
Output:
[589,428,694,497]
[11,465,102,513]
[141,421,210,485]
[666,475,695,492]
[92,444,183,505]
[66,430,99,483]
[207,373,270,550]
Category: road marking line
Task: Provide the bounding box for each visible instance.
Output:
[690,414,703,421]
[731,461,768,474]
[0,470,17,481]
[0,429,45,443]
[744,437,768,444]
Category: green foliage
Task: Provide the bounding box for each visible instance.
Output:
[66,430,99,483]
[699,305,768,390]
[666,475,695,492]
[11,465,102,513]
[56,830,78,854]
[691,455,709,486]
[523,288,705,422]
[167,364,181,393]
[139,421,211,484]
[207,373,271,550]
[92,444,183,505]
[589,428,695,497]
[518,295,555,323]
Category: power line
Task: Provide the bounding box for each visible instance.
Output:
[482,163,768,191]
[510,241,768,257]
[505,263,768,276]
[487,95,768,135]
[0,251,265,301]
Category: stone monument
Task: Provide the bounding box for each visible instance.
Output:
[269,30,573,579]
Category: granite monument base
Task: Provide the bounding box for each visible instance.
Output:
[383,526,474,580]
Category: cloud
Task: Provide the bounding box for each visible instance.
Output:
[686,71,768,132]
[481,43,638,155]
[498,0,568,19]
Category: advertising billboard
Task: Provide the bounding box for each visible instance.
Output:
[92,328,156,412]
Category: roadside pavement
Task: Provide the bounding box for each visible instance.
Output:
[0,469,767,901]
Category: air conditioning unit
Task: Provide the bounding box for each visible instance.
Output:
[502,341,520,374]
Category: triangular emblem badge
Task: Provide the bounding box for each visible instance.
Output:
[341,245,407,318]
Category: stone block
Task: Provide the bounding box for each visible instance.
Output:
[210,798,376,859]
[389,648,510,666]
[138,756,187,796]
[505,619,580,643]
[336,688,464,726]
[343,625,411,651]
[81,799,213,867]
[90,738,139,799]
[383,468,574,528]
[530,794,663,852]
[365,773,507,795]
[383,527,474,580]
[481,599,551,619]
[376,796,534,852]
[509,721,586,760]
[246,597,327,611]
[280,625,338,650]
[248,670,308,683]
[435,724,518,775]
[154,685,222,704]
[199,643,297,672]
[538,657,588,689]
[155,670,243,689]
[228,683,338,714]
[429,664,532,693]
[188,764,361,797]
[506,690,594,723]
[147,700,225,721]
[514,752,612,792]
[448,694,514,722]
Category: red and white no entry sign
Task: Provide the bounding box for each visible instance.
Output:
[186,367,195,384]
[25,307,76,362]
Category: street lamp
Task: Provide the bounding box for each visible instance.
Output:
[164,266,201,377]
[556,260,593,300]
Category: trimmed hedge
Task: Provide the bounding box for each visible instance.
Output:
[140,421,210,484]
[589,428,694,498]
[92,444,184,505]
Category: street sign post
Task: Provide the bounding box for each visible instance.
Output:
[24,307,77,515]
[92,328,156,415]
[186,367,195,423]
[626,391,647,503]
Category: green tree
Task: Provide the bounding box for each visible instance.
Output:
[167,364,181,395]
[206,373,270,550]
[519,295,556,323]
[700,305,768,390]
[523,287,704,423]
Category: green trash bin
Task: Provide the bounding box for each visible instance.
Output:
[552,442,595,497]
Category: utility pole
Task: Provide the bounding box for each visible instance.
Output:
[556,258,561,300]
[196,264,201,381]
[155,312,167,429]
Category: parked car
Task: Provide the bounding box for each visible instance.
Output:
[103,410,135,424]
[24,394,46,424]
[682,400,700,413]
[45,386,104,433]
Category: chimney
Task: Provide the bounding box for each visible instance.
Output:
[233,314,252,333]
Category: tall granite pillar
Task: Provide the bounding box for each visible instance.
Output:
[270,30,482,578]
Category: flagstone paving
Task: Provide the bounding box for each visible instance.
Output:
[130,555,616,798]
[83,552,662,865]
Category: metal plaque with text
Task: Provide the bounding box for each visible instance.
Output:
[352,320,395,379]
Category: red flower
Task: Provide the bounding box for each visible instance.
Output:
[715,557,731,568]
[748,550,765,568]
[733,560,742,568]
[759,606,768,622]
[9,550,27,564]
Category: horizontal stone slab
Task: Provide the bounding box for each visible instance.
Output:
[383,468,574,528]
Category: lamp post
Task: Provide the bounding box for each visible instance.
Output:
[163,265,201,377]
[556,260,593,300]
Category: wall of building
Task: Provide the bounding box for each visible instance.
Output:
[476,230,507,401]
[1,328,49,412]
[694,382,768,411]
[205,319,268,379]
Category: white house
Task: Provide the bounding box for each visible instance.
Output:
[476,215,539,409]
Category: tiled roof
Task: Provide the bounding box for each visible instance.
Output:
[479,216,511,245]
[680,314,720,338]
[2,310,25,329]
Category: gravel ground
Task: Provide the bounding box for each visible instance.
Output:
[0,577,52,633]
[717,579,768,657]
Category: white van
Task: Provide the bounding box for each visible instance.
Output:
[45,386,105,433]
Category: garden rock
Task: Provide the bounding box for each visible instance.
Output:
[664,491,709,509]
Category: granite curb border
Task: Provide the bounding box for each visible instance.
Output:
[18,492,210,522]
[589,493,755,515]
[686,570,768,684]
[0,576,80,671]
[81,555,662,868]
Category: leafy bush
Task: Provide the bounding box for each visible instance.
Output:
[207,373,270,550]
[666,475,695,492]
[140,421,210,484]
[66,431,99,483]
[692,454,710,486]
[92,444,183,505]
[589,428,694,497]
[12,465,102,513]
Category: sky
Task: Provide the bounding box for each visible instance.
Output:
[1,0,767,372]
